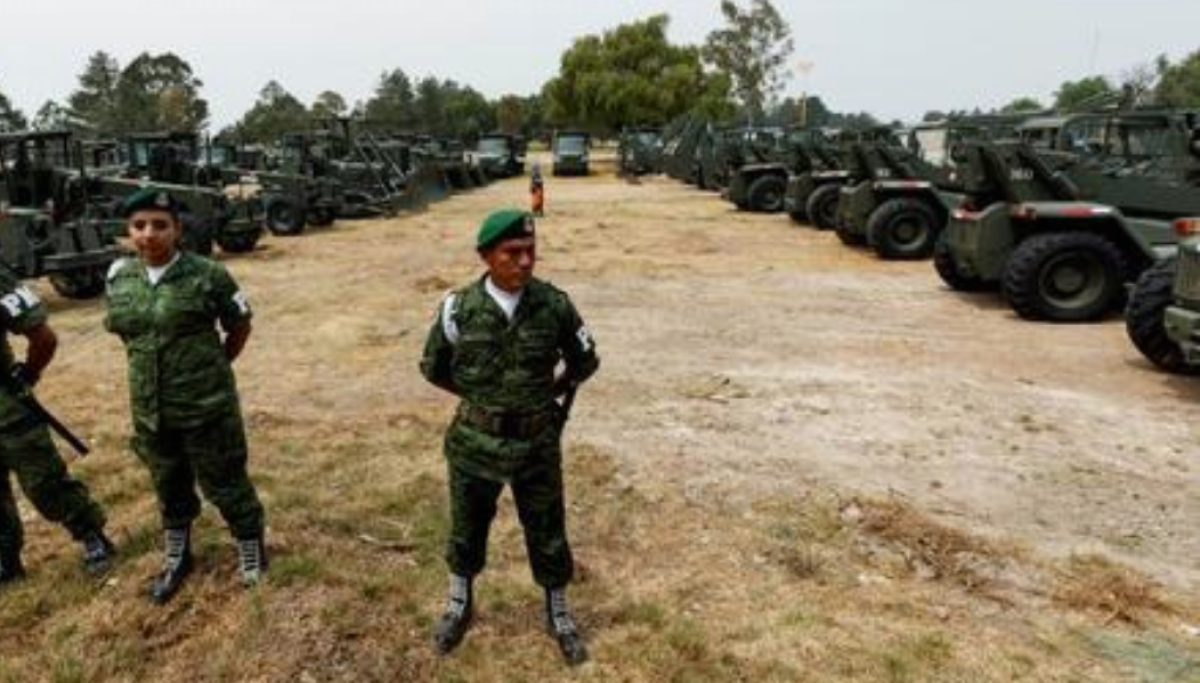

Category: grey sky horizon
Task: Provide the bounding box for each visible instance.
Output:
[2,0,1198,130]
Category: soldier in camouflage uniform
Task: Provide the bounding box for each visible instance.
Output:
[420,208,599,665]
[104,187,266,604]
[0,272,114,584]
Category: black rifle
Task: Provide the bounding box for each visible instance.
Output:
[3,377,90,457]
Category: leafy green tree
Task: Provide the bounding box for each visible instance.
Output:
[0,83,27,132]
[111,52,208,133]
[1001,96,1045,114]
[32,100,74,131]
[703,0,794,120]
[67,51,121,134]
[495,95,525,135]
[1156,50,1200,107]
[364,69,417,131]
[310,90,347,120]
[414,77,445,133]
[518,95,546,139]
[1053,75,1115,112]
[441,83,493,138]
[236,81,311,143]
[543,14,731,133]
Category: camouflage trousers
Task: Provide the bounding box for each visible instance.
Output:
[0,421,106,556]
[445,458,574,589]
[132,410,264,539]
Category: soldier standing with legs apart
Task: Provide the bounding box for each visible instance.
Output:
[104,187,266,604]
[0,271,114,585]
[420,209,599,665]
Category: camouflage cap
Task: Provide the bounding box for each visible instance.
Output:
[476,209,535,251]
[121,185,180,218]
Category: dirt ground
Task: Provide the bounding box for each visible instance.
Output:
[4,154,1200,681]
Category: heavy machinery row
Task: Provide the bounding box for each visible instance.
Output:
[617,108,1200,375]
[0,120,599,300]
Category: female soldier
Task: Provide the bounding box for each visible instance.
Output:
[104,187,266,604]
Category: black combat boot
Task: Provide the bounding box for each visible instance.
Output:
[545,587,588,666]
[0,547,25,586]
[235,535,268,587]
[433,574,474,655]
[80,530,116,575]
[150,526,193,604]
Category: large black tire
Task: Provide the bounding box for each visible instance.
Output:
[1002,232,1128,322]
[1125,258,1200,374]
[932,229,989,292]
[866,197,941,260]
[49,267,105,300]
[307,205,337,227]
[805,183,841,231]
[216,229,262,254]
[746,175,786,213]
[834,217,865,246]
[181,214,214,256]
[265,198,306,236]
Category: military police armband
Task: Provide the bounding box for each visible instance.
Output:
[0,285,40,321]
[575,325,594,353]
[440,293,461,345]
[231,290,251,316]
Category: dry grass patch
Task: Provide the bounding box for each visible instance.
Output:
[1054,554,1173,625]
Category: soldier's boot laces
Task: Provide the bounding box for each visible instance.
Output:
[433,574,474,655]
[0,549,25,586]
[545,587,589,666]
[150,526,193,605]
[236,535,268,588]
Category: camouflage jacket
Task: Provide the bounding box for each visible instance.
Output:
[0,271,47,431]
[104,252,252,432]
[420,275,598,480]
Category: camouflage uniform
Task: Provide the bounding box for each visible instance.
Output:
[0,272,106,561]
[104,252,264,539]
[420,275,598,588]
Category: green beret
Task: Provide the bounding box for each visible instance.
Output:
[477,209,535,251]
[121,185,180,218]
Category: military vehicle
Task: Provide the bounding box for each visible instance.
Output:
[317,118,410,216]
[0,131,121,298]
[727,127,836,213]
[1125,218,1200,373]
[476,133,526,178]
[430,137,477,190]
[833,117,1021,258]
[701,127,780,193]
[617,127,662,177]
[784,127,902,230]
[935,109,1200,321]
[660,116,710,184]
[252,132,343,236]
[102,132,264,254]
[552,130,591,176]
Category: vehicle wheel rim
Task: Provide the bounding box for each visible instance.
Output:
[1040,252,1105,308]
[891,215,924,246]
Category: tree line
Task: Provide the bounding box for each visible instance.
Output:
[2,0,1199,143]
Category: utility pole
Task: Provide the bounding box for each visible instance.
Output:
[796,60,815,127]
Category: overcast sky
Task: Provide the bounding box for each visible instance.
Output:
[2,0,1198,129]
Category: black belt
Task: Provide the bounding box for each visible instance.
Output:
[458,404,558,439]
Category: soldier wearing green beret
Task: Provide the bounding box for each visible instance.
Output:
[420,208,599,665]
[0,270,114,585]
[104,187,266,604]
